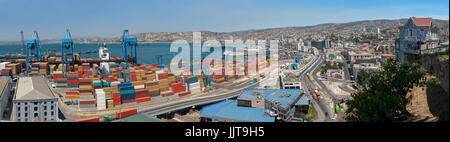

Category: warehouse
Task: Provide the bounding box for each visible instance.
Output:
[200,99,275,122]
[12,76,59,122]
[237,88,305,122]
[0,77,11,120]
[200,88,307,122]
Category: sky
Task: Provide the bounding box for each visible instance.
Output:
[0,0,448,41]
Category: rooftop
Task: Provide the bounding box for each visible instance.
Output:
[411,17,432,27]
[239,88,304,109]
[200,99,274,122]
[295,95,309,106]
[282,72,301,83]
[14,76,56,101]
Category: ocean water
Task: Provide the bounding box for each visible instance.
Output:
[0,43,261,66]
[0,43,176,65]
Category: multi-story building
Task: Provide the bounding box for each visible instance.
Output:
[12,76,58,122]
[395,17,440,62]
[280,72,301,89]
[348,52,376,64]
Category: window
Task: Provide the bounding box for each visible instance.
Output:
[51,111,54,116]
[51,105,54,110]
[409,29,413,37]
[34,107,38,111]
[25,113,28,117]
[44,106,47,110]
[34,102,38,105]
[17,113,20,117]
[25,107,28,111]
[17,107,20,111]
[34,113,38,117]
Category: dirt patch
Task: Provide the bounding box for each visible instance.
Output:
[406,85,449,122]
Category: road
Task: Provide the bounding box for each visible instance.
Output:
[300,55,333,121]
[140,78,259,116]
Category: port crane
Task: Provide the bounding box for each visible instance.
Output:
[120,30,138,82]
[62,29,75,77]
[24,30,42,76]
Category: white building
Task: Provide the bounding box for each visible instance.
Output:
[281,72,301,89]
[395,17,440,62]
[12,76,58,122]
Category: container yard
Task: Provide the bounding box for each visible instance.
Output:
[0,29,274,122]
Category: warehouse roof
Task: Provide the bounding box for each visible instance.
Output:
[15,76,56,100]
[239,88,304,109]
[295,95,309,106]
[121,114,163,122]
[0,77,10,98]
[200,100,274,122]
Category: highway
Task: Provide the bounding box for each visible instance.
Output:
[140,78,259,116]
[300,55,333,121]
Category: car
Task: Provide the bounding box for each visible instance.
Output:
[51,83,56,88]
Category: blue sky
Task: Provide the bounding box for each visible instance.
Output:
[0,0,448,41]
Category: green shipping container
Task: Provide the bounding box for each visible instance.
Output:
[120,90,135,95]
[149,94,160,97]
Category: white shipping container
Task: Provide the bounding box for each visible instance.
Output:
[111,81,121,86]
[134,84,145,89]
[0,62,10,69]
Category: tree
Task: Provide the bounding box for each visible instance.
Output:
[345,59,440,121]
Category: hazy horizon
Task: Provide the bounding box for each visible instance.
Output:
[0,0,448,41]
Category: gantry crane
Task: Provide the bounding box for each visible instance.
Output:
[24,30,42,76]
[62,29,75,77]
[96,66,110,88]
[121,30,138,82]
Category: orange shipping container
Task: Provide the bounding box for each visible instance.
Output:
[74,116,99,122]
[116,108,137,118]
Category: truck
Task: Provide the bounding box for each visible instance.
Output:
[310,88,320,101]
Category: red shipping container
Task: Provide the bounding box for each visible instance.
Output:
[74,116,100,122]
[170,82,183,88]
[136,97,151,103]
[66,91,79,95]
[116,108,137,118]
[79,99,96,104]
[158,73,168,79]
[135,94,149,99]
[113,96,121,106]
